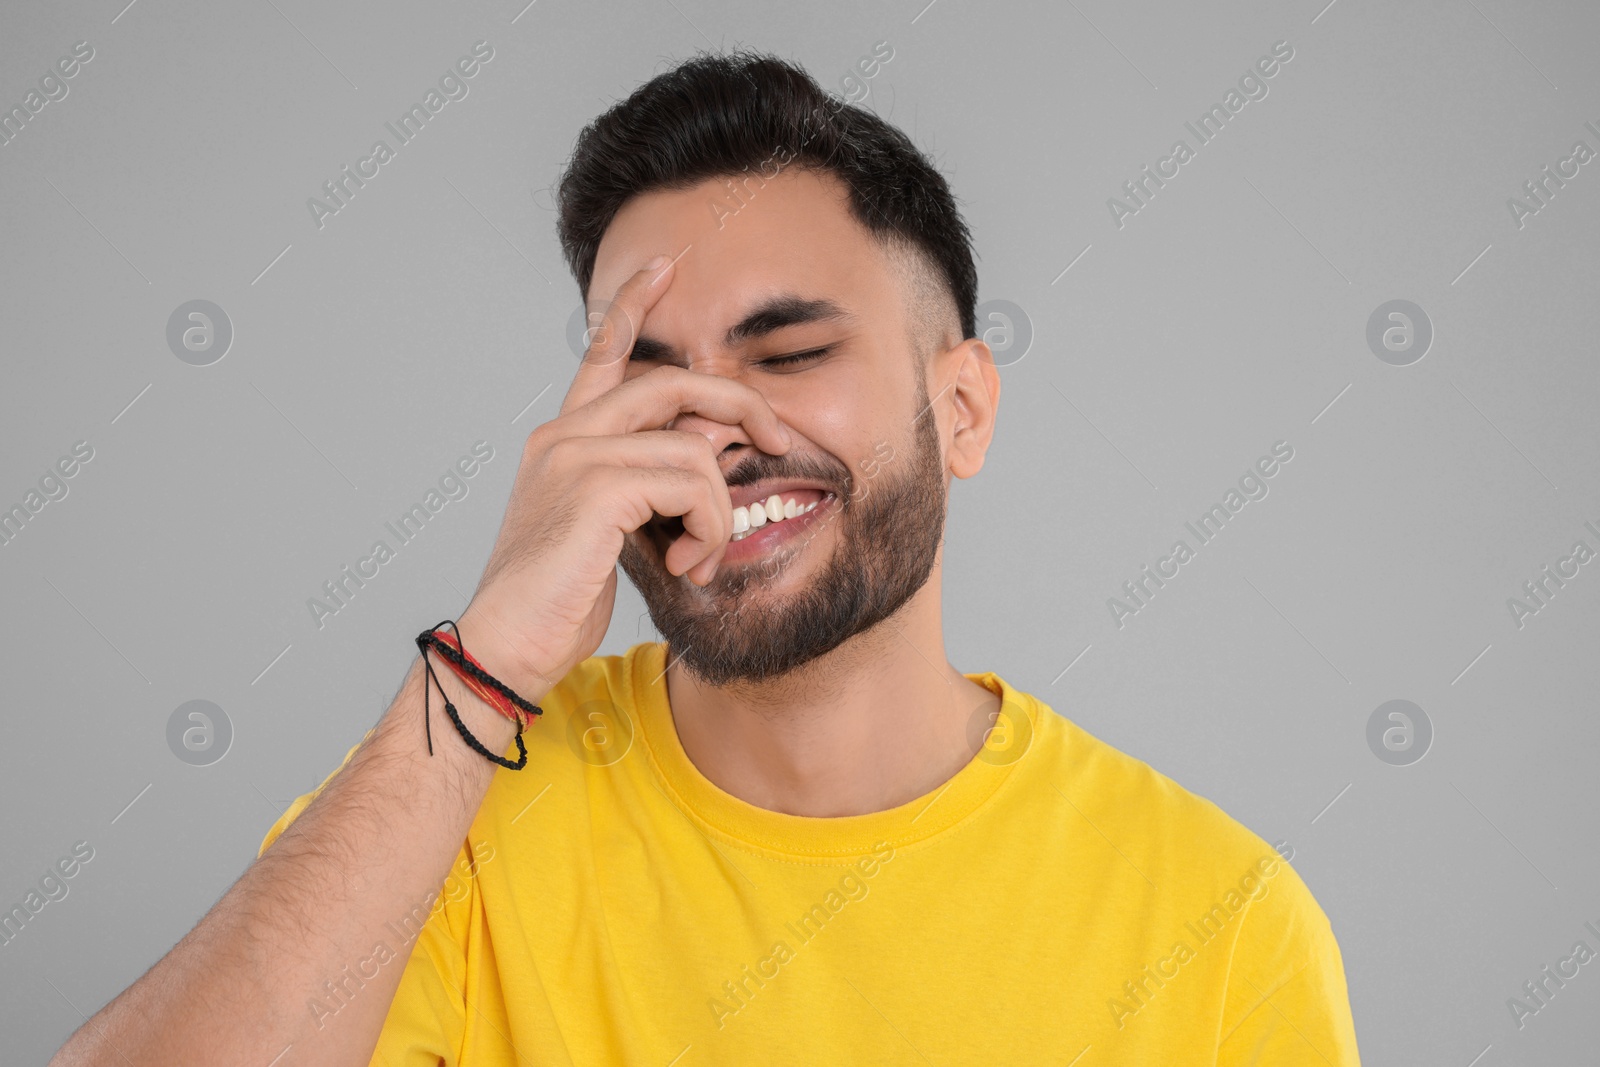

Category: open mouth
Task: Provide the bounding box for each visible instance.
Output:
[727,487,831,541]
[646,487,838,561]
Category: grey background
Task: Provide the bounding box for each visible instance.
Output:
[2,0,1596,1062]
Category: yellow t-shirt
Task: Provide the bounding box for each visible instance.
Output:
[258,641,1360,1065]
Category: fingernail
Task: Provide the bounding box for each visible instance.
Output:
[645,254,671,271]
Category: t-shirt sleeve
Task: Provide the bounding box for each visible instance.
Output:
[254,729,471,1067]
[256,731,370,858]
[364,847,473,1067]
[1216,858,1361,1065]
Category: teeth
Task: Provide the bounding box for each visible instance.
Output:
[728,494,824,541]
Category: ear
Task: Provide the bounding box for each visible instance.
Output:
[941,338,1000,480]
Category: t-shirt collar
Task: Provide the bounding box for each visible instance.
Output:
[626,640,1038,862]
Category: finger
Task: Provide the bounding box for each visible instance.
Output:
[568,430,735,511]
[559,252,680,417]
[564,364,793,458]
[578,430,734,576]
[608,465,731,582]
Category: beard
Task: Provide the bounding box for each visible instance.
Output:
[617,377,948,687]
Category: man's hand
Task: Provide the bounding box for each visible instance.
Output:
[458,250,792,694]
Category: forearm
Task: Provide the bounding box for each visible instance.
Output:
[51,648,532,1067]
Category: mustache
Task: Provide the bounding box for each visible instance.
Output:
[721,450,850,495]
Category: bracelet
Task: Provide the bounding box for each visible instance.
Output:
[418,620,545,728]
[426,626,528,727]
[414,620,541,771]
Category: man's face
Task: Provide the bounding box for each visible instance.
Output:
[587,166,953,686]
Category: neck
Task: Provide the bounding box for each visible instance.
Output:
[663,567,1000,817]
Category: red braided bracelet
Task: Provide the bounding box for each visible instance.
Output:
[425,626,528,727]
[414,620,543,771]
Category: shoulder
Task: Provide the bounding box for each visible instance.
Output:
[1017,688,1336,951]
[1020,692,1277,871]
[1017,695,1354,1052]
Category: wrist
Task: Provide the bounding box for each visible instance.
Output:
[454,606,560,704]
[382,654,520,762]
[420,625,533,728]
[358,661,514,841]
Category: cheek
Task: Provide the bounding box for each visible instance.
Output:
[778,402,860,470]
[804,371,911,460]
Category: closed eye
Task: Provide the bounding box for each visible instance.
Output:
[760,346,831,369]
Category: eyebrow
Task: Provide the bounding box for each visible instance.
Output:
[629,294,856,365]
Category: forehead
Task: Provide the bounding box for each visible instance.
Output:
[589,167,901,336]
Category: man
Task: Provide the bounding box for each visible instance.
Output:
[51,50,1359,1065]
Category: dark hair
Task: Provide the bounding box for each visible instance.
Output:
[555,49,979,351]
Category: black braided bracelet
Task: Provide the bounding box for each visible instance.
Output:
[414,619,541,771]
